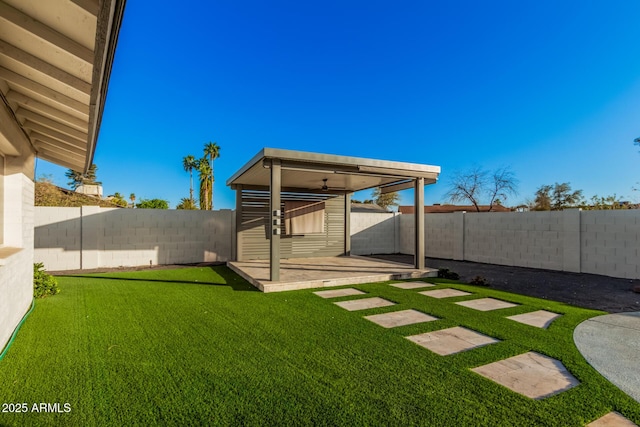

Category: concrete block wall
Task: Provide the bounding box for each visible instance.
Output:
[34,207,82,270]
[398,214,456,259]
[350,212,399,255]
[0,168,35,353]
[34,207,235,270]
[581,210,640,279]
[463,211,565,270]
[358,209,640,280]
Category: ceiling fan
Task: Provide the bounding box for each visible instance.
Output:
[320,178,346,192]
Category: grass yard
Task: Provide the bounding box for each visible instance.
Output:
[0,266,639,426]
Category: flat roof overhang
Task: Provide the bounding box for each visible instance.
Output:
[227,147,441,194]
[0,0,126,173]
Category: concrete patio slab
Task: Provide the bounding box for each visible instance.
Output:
[574,312,640,404]
[406,326,499,355]
[313,288,366,299]
[419,289,472,299]
[228,255,437,293]
[472,351,579,399]
[364,309,438,328]
[455,298,518,312]
[507,310,561,329]
[334,297,396,311]
[390,281,436,289]
[587,412,638,427]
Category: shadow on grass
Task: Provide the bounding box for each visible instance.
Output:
[58,266,258,292]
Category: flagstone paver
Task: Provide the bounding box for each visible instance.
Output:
[587,412,638,427]
[390,281,436,290]
[507,310,561,329]
[334,297,395,311]
[406,326,499,355]
[314,288,366,299]
[455,298,518,311]
[419,289,472,299]
[471,351,579,399]
[364,309,438,328]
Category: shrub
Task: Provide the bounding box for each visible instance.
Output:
[34,263,60,298]
[437,268,460,280]
[469,275,490,286]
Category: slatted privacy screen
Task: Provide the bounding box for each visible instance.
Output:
[237,189,345,260]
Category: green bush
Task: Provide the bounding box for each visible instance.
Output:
[34,263,60,298]
[437,268,460,280]
[469,275,490,286]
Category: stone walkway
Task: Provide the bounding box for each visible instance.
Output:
[314,282,639,426]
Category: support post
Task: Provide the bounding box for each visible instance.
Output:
[414,177,425,269]
[270,159,281,281]
[344,192,351,256]
[235,186,242,261]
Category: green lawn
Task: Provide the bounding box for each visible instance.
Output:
[0,267,639,426]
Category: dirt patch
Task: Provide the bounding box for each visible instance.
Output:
[371,255,640,313]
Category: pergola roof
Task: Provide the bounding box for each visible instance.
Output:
[227,148,441,194]
[0,0,126,172]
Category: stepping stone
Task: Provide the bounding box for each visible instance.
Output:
[390,281,436,290]
[314,288,366,299]
[364,309,438,328]
[334,297,395,311]
[419,289,471,299]
[455,298,518,311]
[406,326,499,355]
[587,412,638,427]
[507,310,561,329]
[471,351,579,399]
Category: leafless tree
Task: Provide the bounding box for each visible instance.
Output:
[446,166,518,212]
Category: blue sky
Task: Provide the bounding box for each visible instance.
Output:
[37,1,640,209]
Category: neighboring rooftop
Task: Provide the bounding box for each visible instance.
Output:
[350,202,389,213]
[399,204,512,214]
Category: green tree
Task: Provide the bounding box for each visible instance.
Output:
[588,194,624,210]
[176,197,198,210]
[197,157,212,210]
[203,141,221,209]
[65,164,100,189]
[372,188,400,210]
[129,193,136,208]
[446,166,518,211]
[109,192,128,207]
[136,199,169,209]
[533,183,583,210]
[182,155,197,206]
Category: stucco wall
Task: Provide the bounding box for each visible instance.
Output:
[35,207,234,270]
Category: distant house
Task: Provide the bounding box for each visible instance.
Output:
[399,204,512,214]
[350,202,389,213]
[75,184,104,198]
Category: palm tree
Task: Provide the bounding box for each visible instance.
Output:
[203,141,221,209]
[129,193,136,208]
[197,157,212,210]
[182,155,197,206]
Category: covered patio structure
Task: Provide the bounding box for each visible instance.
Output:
[226,148,441,292]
